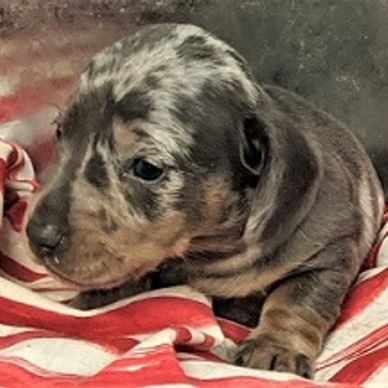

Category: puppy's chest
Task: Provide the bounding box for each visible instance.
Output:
[151,253,269,328]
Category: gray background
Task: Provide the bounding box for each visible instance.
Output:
[191,0,388,194]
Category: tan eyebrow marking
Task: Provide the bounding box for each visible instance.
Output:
[112,118,145,155]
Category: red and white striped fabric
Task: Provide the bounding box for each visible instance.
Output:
[1,35,387,387]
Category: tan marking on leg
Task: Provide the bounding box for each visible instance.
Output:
[257,305,328,359]
[235,271,338,376]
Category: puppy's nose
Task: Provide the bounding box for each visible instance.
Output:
[26,187,71,260]
[27,220,68,258]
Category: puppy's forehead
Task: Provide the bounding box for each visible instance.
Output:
[79,24,259,101]
[73,24,263,161]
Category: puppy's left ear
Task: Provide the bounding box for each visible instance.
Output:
[239,114,268,176]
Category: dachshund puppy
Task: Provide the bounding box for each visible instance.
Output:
[26,24,385,377]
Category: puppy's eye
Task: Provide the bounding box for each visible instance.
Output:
[52,116,63,142]
[55,125,63,142]
[132,159,164,181]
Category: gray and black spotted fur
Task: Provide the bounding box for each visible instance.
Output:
[26,24,385,378]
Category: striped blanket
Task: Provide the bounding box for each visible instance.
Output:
[1,31,387,387]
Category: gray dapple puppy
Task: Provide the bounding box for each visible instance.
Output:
[26,24,385,377]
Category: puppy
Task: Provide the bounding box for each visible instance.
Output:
[26,23,385,377]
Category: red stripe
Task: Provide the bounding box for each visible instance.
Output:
[0,329,138,355]
[363,240,382,269]
[4,146,18,169]
[0,361,76,386]
[363,207,388,268]
[193,376,355,388]
[0,296,215,343]
[198,333,216,350]
[0,252,47,283]
[4,199,28,233]
[383,208,388,223]
[175,326,192,344]
[0,330,58,350]
[217,318,250,344]
[6,148,24,181]
[317,324,388,370]
[330,346,388,384]
[364,229,388,269]
[91,343,189,386]
[0,357,360,387]
[333,267,388,328]
[0,138,39,190]
[0,158,6,194]
[86,344,319,388]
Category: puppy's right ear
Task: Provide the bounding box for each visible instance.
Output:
[239,114,269,177]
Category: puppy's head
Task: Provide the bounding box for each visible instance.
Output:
[26,24,270,289]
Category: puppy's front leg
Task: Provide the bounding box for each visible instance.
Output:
[235,240,358,377]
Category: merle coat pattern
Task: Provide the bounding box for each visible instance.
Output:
[26,24,385,378]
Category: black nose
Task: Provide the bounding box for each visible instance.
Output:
[26,187,70,259]
[27,221,68,258]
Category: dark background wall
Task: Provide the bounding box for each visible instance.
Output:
[1,0,387,192]
[190,0,388,194]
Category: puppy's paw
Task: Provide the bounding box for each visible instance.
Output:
[235,333,313,378]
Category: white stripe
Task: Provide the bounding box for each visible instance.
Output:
[130,323,224,345]
[377,237,388,267]
[130,329,177,355]
[180,360,303,382]
[0,108,56,143]
[0,75,17,96]
[0,277,90,316]
[315,339,388,382]
[0,338,115,375]
[177,352,204,361]
[358,176,380,249]
[316,286,388,364]
[363,364,388,387]
[0,276,214,318]
[0,324,35,336]
[354,266,387,284]
[378,220,388,241]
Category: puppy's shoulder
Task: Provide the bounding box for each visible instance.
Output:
[263,84,370,172]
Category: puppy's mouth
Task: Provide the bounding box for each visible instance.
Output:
[41,256,153,290]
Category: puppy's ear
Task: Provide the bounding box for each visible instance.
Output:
[239,114,268,176]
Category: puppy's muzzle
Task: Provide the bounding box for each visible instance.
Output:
[26,187,71,263]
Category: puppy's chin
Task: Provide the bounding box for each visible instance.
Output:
[45,267,128,290]
[40,255,160,291]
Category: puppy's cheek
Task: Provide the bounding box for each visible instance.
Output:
[48,239,166,287]
[51,209,190,287]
